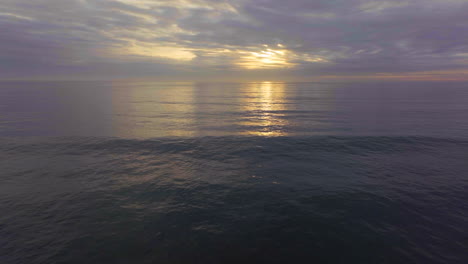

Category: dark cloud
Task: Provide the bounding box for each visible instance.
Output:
[1,0,467,80]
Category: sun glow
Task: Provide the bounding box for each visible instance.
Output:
[124,43,196,61]
[237,45,293,69]
[109,41,328,70]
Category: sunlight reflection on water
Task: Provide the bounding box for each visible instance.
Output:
[1,81,468,138]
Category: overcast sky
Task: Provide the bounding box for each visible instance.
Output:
[1,0,468,81]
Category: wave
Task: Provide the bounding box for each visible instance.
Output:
[1,136,466,156]
[1,136,468,263]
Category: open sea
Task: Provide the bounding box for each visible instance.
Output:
[1,81,468,263]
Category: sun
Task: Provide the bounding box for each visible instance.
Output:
[237,44,293,69]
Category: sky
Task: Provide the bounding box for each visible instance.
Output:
[1,0,468,81]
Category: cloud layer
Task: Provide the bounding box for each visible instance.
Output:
[1,0,468,80]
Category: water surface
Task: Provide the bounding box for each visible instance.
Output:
[1,81,467,138]
[1,81,468,263]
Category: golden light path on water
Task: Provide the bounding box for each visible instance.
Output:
[111,81,293,138]
[111,82,196,138]
[239,82,290,136]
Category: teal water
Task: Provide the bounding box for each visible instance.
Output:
[1,81,468,263]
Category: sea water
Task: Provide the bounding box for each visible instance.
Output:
[1,81,468,263]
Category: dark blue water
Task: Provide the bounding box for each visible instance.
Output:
[1,81,468,263]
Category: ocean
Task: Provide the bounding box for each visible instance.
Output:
[1,81,468,263]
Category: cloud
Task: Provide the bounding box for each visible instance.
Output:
[1,0,467,80]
